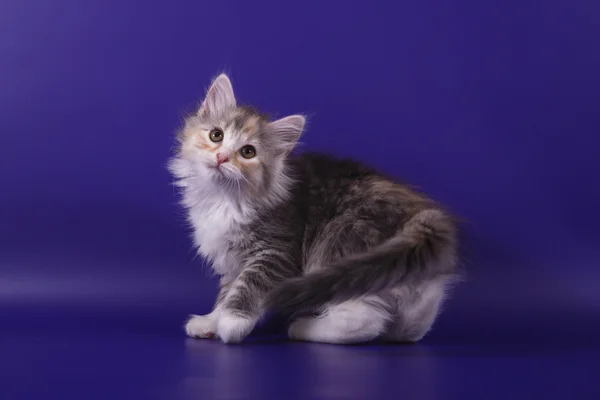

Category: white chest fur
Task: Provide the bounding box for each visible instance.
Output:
[185,190,253,277]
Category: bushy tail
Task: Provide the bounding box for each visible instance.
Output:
[264,209,458,315]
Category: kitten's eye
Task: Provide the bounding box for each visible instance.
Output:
[209,129,224,142]
[240,145,256,159]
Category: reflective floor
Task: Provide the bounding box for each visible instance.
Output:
[2,271,598,400]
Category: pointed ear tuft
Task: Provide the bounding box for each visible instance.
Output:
[198,74,236,118]
[267,115,306,153]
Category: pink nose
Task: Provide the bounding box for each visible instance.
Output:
[216,153,229,165]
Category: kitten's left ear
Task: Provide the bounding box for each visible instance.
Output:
[198,74,236,118]
[267,115,306,153]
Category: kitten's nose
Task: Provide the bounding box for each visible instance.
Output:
[216,153,229,165]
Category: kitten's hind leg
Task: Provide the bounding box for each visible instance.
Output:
[382,279,448,343]
[288,295,393,344]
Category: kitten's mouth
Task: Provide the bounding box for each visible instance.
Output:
[208,164,227,179]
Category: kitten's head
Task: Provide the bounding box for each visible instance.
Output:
[171,73,305,203]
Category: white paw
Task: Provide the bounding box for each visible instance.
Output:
[216,312,256,344]
[185,314,218,339]
[288,318,311,341]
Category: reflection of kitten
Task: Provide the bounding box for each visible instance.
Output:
[168,74,460,344]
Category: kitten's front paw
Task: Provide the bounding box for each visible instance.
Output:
[185,314,218,339]
[217,312,256,344]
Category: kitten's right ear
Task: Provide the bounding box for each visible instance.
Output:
[267,115,306,154]
[198,74,236,118]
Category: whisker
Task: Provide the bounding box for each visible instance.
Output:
[239,173,257,192]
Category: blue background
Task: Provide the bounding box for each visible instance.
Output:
[1,0,599,398]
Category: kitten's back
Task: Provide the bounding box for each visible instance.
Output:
[266,151,459,314]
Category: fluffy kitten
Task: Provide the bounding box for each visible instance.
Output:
[168,73,460,344]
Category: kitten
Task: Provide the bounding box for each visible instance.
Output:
[168,73,460,344]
